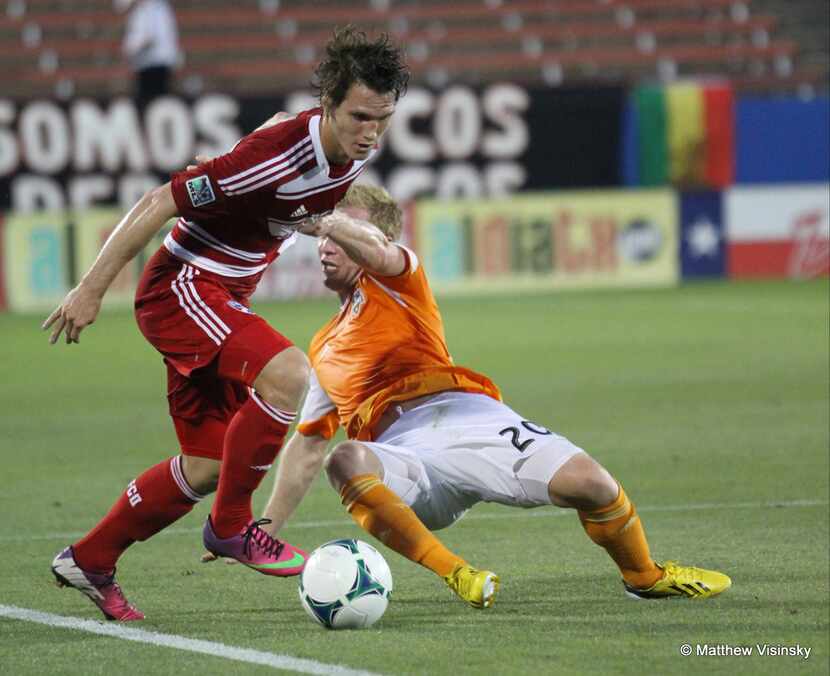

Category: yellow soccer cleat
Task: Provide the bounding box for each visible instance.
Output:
[624,561,732,599]
[444,564,499,609]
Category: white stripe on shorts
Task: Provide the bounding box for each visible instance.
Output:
[170,270,224,346]
[182,266,232,335]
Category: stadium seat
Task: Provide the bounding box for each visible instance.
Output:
[1,0,826,99]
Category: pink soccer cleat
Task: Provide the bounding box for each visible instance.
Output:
[203,517,307,577]
[51,547,144,621]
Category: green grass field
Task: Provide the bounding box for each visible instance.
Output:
[1,279,828,675]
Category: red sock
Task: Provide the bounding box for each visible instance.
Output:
[210,392,293,538]
[73,456,204,574]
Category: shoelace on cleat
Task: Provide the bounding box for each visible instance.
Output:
[242,518,286,560]
[661,562,708,595]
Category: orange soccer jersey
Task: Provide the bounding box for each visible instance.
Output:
[297,247,501,441]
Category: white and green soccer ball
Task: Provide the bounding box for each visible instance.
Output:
[298,538,393,629]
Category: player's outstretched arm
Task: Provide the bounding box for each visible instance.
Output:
[301,210,406,277]
[41,183,178,345]
[260,431,329,536]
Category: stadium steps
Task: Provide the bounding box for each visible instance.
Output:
[1,0,826,98]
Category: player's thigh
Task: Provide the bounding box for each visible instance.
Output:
[394,392,585,508]
[137,260,293,389]
[167,361,243,461]
[137,263,292,458]
[361,441,470,531]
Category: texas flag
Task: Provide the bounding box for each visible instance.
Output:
[726,185,830,279]
[680,191,725,279]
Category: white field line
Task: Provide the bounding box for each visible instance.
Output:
[1,498,826,544]
[0,605,382,676]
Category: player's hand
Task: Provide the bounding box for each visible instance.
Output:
[42,284,103,345]
[186,154,212,172]
[297,212,338,238]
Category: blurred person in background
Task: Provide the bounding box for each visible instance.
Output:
[116,0,181,110]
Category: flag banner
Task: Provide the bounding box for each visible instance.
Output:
[680,191,725,279]
[726,184,830,278]
[666,83,705,186]
[631,81,734,190]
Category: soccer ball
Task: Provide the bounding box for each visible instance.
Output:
[298,538,392,629]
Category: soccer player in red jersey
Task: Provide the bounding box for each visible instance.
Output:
[43,27,409,622]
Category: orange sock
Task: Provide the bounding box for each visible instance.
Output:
[578,485,662,589]
[340,474,464,578]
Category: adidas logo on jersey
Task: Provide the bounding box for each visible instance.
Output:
[289,204,308,219]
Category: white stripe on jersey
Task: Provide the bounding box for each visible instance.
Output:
[170,456,204,503]
[217,137,312,190]
[170,268,225,345]
[177,219,265,262]
[248,387,296,425]
[164,233,269,278]
[276,163,368,200]
[368,275,407,308]
[222,146,315,196]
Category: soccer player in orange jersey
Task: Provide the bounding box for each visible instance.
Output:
[251,185,732,608]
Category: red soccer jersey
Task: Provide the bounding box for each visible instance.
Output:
[166,107,377,297]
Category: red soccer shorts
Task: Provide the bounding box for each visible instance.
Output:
[135,249,293,460]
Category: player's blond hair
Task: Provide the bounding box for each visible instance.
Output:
[339,184,403,241]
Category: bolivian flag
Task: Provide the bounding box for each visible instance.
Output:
[623,81,734,188]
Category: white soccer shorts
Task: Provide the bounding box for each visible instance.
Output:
[363,391,585,531]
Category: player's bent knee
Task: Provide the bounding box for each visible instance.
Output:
[253,346,310,411]
[325,441,383,492]
[181,455,221,495]
[548,453,618,510]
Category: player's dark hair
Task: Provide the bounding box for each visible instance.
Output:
[313,26,409,111]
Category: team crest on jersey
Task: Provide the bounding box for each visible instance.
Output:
[227,300,254,314]
[350,288,365,316]
[186,175,216,207]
